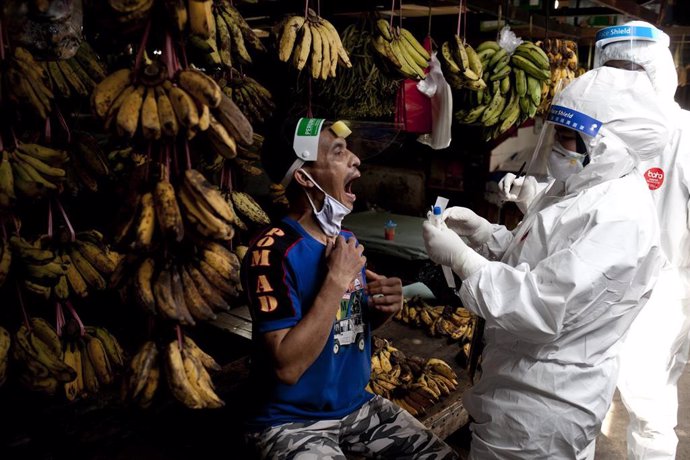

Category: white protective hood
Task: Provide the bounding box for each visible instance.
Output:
[458,66,667,459]
[552,66,670,193]
[594,21,678,104]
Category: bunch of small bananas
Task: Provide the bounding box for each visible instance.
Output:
[130,244,240,325]
[367,338,459,417]
[43,42,107,99]
[371,19,429,80]
[535,38,584,113]
[10,236,68,300]
[67,131,111,194]
[276,9,352,80]
[178,0,265,69]
[317,22,400,120]
[440,36,486,92]
[5,143,68,200]
[180,168,247,239]
[0,326,10,388]
[165,337,225,409]
[63,326,126,400]
[114,172,184,249]
[394,296,477,343]
[12,318,77,395]
[221,73,275,125]
[58,230,120,299]
[92,66,211,140]
[0,238,11,289]
[122,340,159,408]
[3,47,54,119]
[454,40,551,140]
[11,230,119,300]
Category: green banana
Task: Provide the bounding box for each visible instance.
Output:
[511,54,551,81]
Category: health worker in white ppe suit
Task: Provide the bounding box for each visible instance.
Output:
[422,66,668,459]
[593,21,690,460]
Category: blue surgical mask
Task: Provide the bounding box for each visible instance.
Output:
[548,141,586,181]
[298,169,352,237]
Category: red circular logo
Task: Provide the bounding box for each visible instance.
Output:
[644,168,665,190]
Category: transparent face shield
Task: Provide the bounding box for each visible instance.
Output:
[593,23,666,70]
[524,98,601,181]
[523,78,570,180]
[327,120,403,162]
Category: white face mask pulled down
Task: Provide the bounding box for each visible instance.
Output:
[298,169,351,237]
[548,141,587,181]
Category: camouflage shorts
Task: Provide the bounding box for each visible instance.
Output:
[246,395,458,459]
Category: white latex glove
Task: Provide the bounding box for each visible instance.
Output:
[422,221,489,280]
[442,207,493,247]
[498,173,539,214]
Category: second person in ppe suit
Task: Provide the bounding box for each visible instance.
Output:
[422,66,668,459]
[594,21,690,460]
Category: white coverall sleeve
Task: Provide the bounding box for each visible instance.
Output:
[478,224,515,260]
[460,220,657,343]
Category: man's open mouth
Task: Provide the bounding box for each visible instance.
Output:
[344,175,359,202]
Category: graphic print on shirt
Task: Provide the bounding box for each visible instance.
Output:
[332,271,366,355]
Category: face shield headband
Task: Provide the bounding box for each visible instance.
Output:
[593,23,667,69]
[524,104,602,179]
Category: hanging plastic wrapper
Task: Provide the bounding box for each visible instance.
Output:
[497,25,523,55]
[417,50,453,149]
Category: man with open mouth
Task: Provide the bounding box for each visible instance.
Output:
[241,118,457,459]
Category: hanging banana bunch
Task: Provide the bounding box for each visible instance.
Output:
[2,143,68,201]
[536,38,580,114]
[275,8,352,80]
[127,246,240,324]
[43,42,108,99]
[91,62,252,152]
[370,18,429,80]
[220,73,275,126]
[453,39,551,140]
[63,325,126,401]
[59,230,121,300]
[122,336,223,409]
[317,21,400,119]
[181,0,266,69]
[3,47,54,119]
[10,229,120,301]
[440,36,487,92]
[12,318,76,395]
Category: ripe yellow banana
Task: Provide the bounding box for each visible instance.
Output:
[92,69,132,118]
[116,85,146,138]
[140,87,162,140]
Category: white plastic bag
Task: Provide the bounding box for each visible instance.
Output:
[497,26,523,55]
[417,52,452,149]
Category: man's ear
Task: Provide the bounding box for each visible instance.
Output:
[293,169,313,188]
